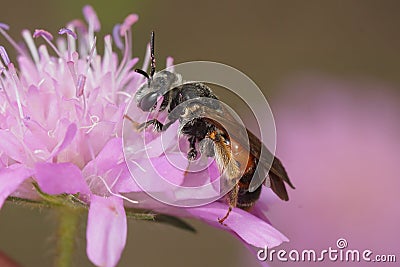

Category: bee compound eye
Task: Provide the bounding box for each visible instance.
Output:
[139,92,159,111]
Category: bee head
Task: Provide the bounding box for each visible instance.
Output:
[134,70,182,111]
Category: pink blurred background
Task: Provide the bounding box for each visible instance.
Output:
[1,0,399,266]
[268,76,400,266]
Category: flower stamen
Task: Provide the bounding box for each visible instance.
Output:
[22,30,40,65]
[96,175,139,204]
[59,27,77,61]
[0,23,25,56]
[79,115,100,134]
[83,5,100,50]
[78,36,96,118]
[76,74,86,98]
[115,14,137,79]
[58,28,77,40]
[0,46,11,65]
[0,23,10,30]
[129,158,147,172]
[112,24,123,50]
[7,63,24,119]
[0,79,14,114]
[33,29,63,59]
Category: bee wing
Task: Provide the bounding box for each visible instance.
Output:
[246,129,295,199]
[201,105,295,200]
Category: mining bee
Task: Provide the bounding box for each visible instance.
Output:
[131,32,294,224]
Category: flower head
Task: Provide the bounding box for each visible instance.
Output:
[0,5,288,266]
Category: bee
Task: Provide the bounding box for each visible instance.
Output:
[132,31,295,224]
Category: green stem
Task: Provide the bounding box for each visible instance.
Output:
[55,207,81,267]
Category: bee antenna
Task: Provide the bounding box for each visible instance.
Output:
[135,68,150,80]
[150,31,156,79]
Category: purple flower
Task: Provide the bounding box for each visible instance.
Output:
[0,5,288,266]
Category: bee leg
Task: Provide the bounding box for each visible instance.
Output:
[218,206,232,226]
[137,119,176,132]
[124,114,140,129]
[187,136,198,161]
[137,119,164,132]
[218,183,239,225]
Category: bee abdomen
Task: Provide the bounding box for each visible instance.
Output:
[237,185,262,211]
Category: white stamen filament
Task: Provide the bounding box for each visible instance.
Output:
[116,31,130,78]
[87,24,94,53]
[56,38,67,55]
[8,64,24,119]
[22,30,40,65]
[38,45,51,65]
[40,35,63,59]
[129,158,146,172]
[79,37,96,119]
[0,28,25,56]
[79,115,100,133]
[109,168,123,189]
[82,92,88,119]
[96,175,138,204]
[66,24,77,61]
[115,91,132,100]
[86,36,97,74]
[67,61,78,86]
[0,79,14,115]
[103,35,113,73]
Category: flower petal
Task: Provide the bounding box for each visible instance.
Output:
[87,195,127,267]
[48,123,77,159]
[34,162,89,195]
[106,163,141,193]
[0,164,34,208]
[127,155,185,192]
[187,202,288,248]
[86,138,122,173]
[0,130,26,163]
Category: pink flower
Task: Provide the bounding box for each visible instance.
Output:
[0,5,288,266]
[0,6,144,266]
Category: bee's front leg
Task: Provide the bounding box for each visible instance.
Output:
[137,119,176,132]
[137,119,164,132]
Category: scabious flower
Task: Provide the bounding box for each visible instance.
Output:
[0,5,288,267]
